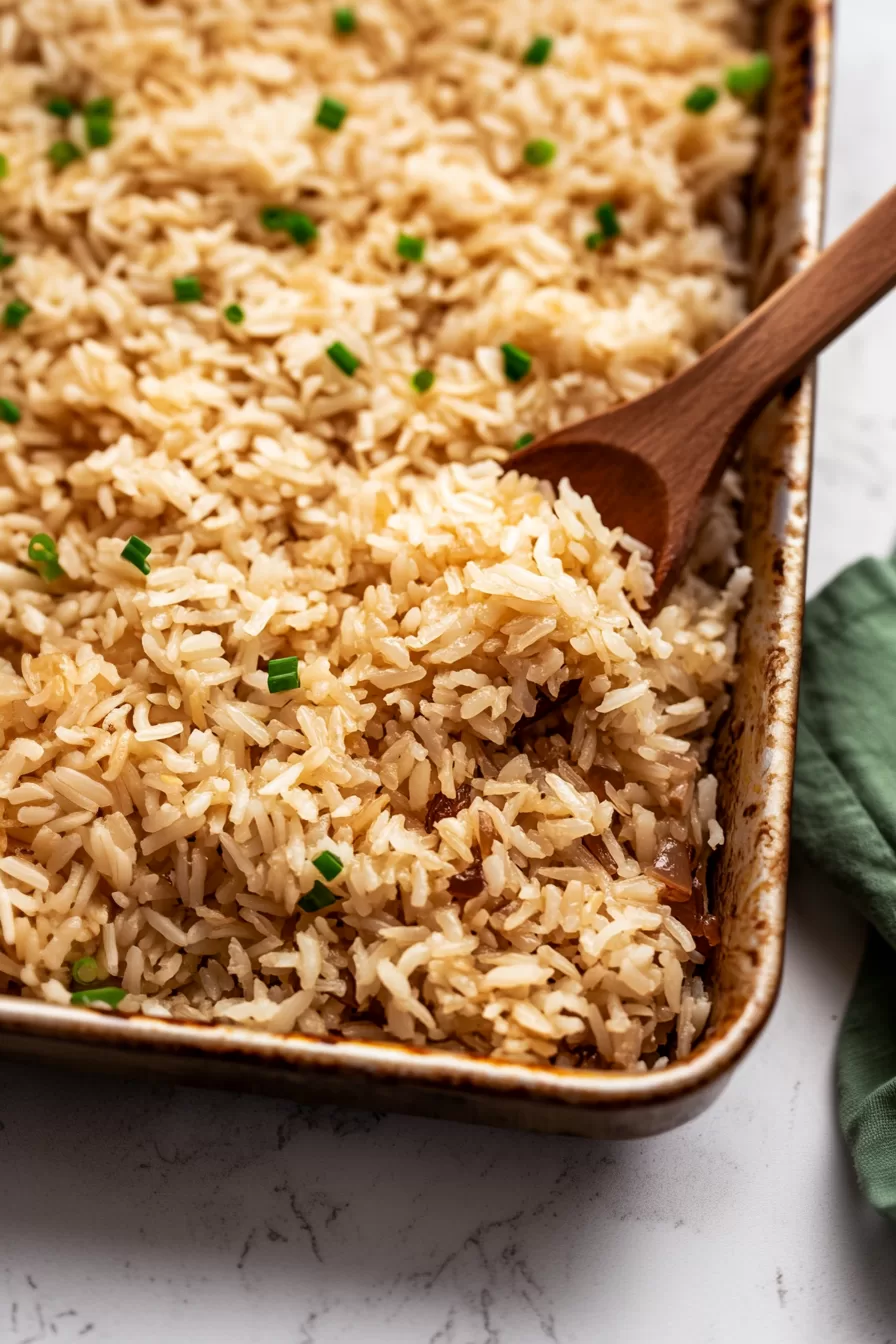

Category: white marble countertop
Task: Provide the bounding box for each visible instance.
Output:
[4,5,896,1341]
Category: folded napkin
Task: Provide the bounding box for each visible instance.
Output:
[793,555,896,1220]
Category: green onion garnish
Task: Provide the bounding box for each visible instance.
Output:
[299,880,338,913]
[259,206,317,245]
[70,986,126,1008]
[501,342,532,382]
[396,232,425,262]
[326,340,361,376]
[172,275,203,303]
[522,35,553,66]
[595,202,620,239]
[0,397,21,425]
[586,202,622,251]
[27,533,64,580]
[523,138,556,167]
[0,155,8,180]
[0,249,15,270]
[48,139,82,171]
[260,205,292,231]
[267,655,300,694]
[121,534,151,575]
[513,432,534,450]
[224,303,244,324]
[85,112,113,148]
[725,53,772,99]
[313,850,344,881]
[287,212,317,245]
[84,97,113,117]
[72,956,99,985]
[333,6,356,34]
[47,96,76,119]
[684,85,719,114]
[411,368,435,394]
[315,96,348,132]
[3,299,30,329]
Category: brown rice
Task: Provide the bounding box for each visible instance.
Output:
[0,0,759,1067]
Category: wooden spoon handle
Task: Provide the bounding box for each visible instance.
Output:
[669,184,896,443]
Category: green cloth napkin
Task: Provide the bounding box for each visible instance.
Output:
[794,554,896,1219]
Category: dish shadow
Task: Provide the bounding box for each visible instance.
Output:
[0,1057,643,1336]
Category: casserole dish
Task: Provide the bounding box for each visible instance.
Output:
[0,0,832,1138]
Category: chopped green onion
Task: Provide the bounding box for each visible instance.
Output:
[501,342,532,382]
[586,201,622,252]
[260,205,292,231]
[0,154,9,180]
[411,368,435,394]
[172,275,203,303]
[27,533,64,580]
[0,251,15,270]
[513,432,534,450]
[70,986,126,1008]
[313,849,344,881]
[326,340,361,376]
[287,212,317,245]
[224,303,244,324]
[333,6,356,34]
[259,205,317,245]
[315,96,348,132]
[299,880,339,913]
[522,35,553,66]
[595,202,621,239]
[523,138,556,167]
[684,85,719,115]
[725,53,772,99]
[46,96,76,119]
[396,232,425,262]
[85,112,113,148]
[3,299,31,329]
[72,956,99,985]
[84,97,114,117]
[0,397,21,425]
[267,654,300,694]
[121,534,151,575]
[48,139,82,171]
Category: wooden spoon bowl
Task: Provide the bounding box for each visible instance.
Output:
[513,185,896,610]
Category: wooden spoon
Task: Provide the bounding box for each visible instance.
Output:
[513,185,896,609]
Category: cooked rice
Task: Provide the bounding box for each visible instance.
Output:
[0,0,759,1067]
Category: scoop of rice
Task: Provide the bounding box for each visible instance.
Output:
[0,0,758,1066]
